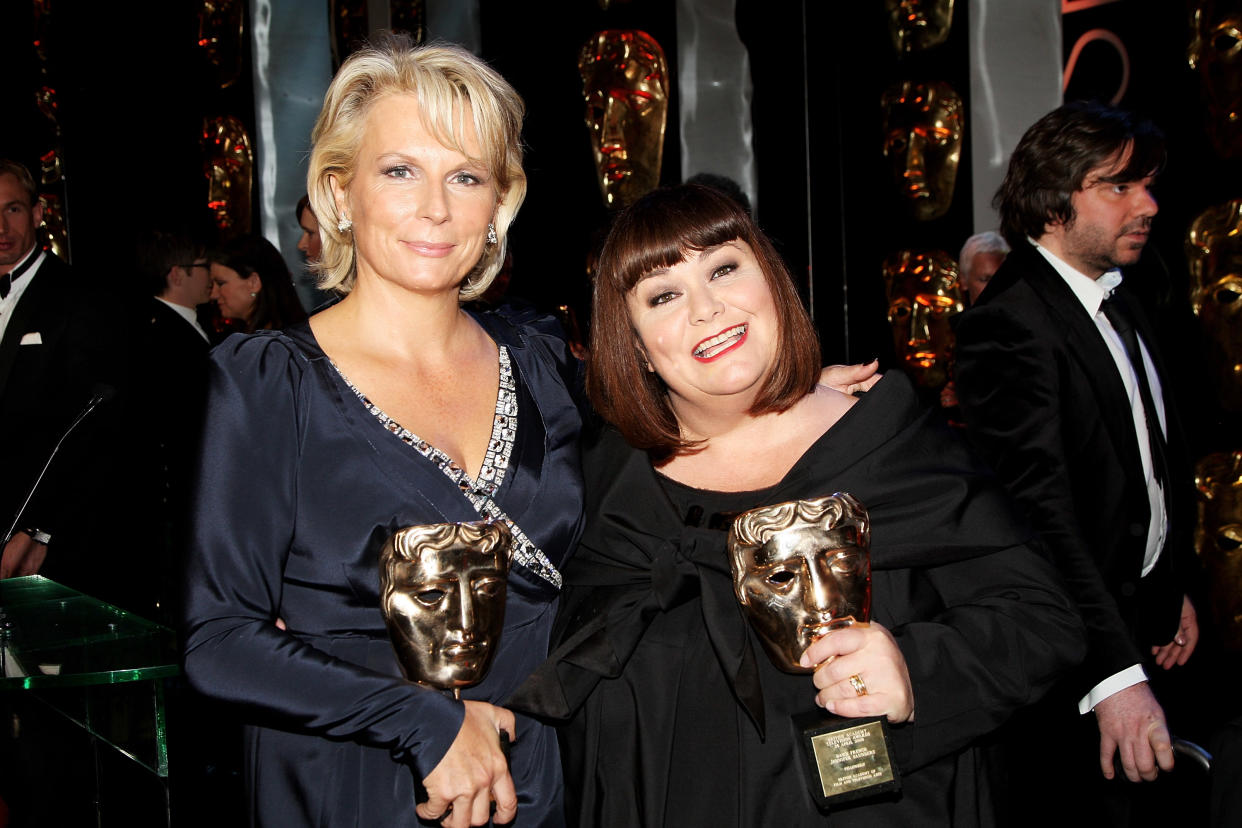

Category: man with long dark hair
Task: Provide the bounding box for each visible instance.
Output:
[955,102,1200,825]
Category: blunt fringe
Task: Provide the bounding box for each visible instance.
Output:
[588,184,821,461]
[307,33,526,299]
[995,101,1165,249]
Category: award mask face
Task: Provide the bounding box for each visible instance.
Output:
[883,249,964,390]
[1188,200,1242,411]
[1189,4,1242,158]
[379,521,511,691]
[1194,452,1242,650]
[881,81,963,221]
[579,30,668,209]
[198,0,246,89]
[202,114,254,233]
[728,494,871,674]
[885,0,955,54]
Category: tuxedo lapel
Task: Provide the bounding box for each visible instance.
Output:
[1020,252,1148,488]
[0,259,58,393]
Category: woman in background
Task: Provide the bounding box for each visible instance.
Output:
[210,233,308,332]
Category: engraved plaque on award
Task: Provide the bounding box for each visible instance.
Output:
[728,493,901,808]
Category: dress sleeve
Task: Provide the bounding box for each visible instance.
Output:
[953,304,1143,695]
[887,543,1086,772]
[181,333,464,778]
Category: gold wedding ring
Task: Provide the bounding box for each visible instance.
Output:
[849,673,867,696]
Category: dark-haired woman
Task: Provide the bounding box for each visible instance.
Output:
[210,233,308,332]
[516,184,1086,827]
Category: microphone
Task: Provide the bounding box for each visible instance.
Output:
[3,384,117,545]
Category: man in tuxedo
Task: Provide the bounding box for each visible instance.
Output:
[134,228,213,621]
[0,159,121,585]
[954,103,1199,824]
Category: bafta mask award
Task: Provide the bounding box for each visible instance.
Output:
[883,248,965,392]
[578,29,669,209]
[379,520,512,696]
[728,494,900,808]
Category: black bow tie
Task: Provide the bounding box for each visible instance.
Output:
[0,252,37,300]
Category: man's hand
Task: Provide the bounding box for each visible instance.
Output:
[1094,682,1173,782]
[1151,594,1198,670]
[0,532,48,579]
[819,360,881,396]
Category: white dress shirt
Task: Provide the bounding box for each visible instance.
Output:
[154,296,211,343]
[1033,243,1168,714]
[0,247,47,343]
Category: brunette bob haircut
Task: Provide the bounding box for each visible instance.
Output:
[588,184,821,461]
[995,100,1165,249]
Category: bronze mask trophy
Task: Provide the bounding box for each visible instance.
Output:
[1193,453,1242,652]
[1187,200,1242,412]
[885,0,955,54]
[883,249,964,392]
[881,80,963,222]
[378,520,512,695]
[728,494,900,808]
[578,30,669,209]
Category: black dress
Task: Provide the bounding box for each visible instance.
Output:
[512,372,1086,827]
[183,307,584,827]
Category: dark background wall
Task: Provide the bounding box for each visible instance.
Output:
[1,0,1235,444]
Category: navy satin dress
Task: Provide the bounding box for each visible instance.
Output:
[183,307,584,827]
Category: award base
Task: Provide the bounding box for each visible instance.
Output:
[791,711,901,809]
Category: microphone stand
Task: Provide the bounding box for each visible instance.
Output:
[3,388,113,545]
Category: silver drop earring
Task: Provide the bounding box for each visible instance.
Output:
[486,223,498,245]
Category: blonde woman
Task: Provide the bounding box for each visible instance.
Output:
[183,36,582,827]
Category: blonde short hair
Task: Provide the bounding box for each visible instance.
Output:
[307,34,527,298]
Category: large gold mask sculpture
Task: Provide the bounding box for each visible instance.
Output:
[1193,452,1242,651]
[1188,200,1242,412]
[885,0,955,55]
[197,0,245,89]
[1189,3,1242,158]
[202,115,254,234]
[379,521,511,692]
[728,494,872,674]
[881,81,963,221]
[883,249,964,391]
[578,30,669,209]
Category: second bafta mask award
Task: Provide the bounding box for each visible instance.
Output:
[728,494,901,808]
[379,520,512,697]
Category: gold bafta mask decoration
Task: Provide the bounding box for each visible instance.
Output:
[1194,452,1242,651]
[881,80,963,222]
[378,520,511,693]
[883,249,964,391]
[1189,3,1242,158]
[1188,200,1242,412]
[728,494,872,674]
[202,115,254,234]
[579,30,669,209]
[198,0,245,89]
[885,0,955,55]
[38,193,69,262]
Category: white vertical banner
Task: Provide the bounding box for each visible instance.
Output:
[967,0,1062,233]
[675,0,758,211]
[250,0,334,309]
